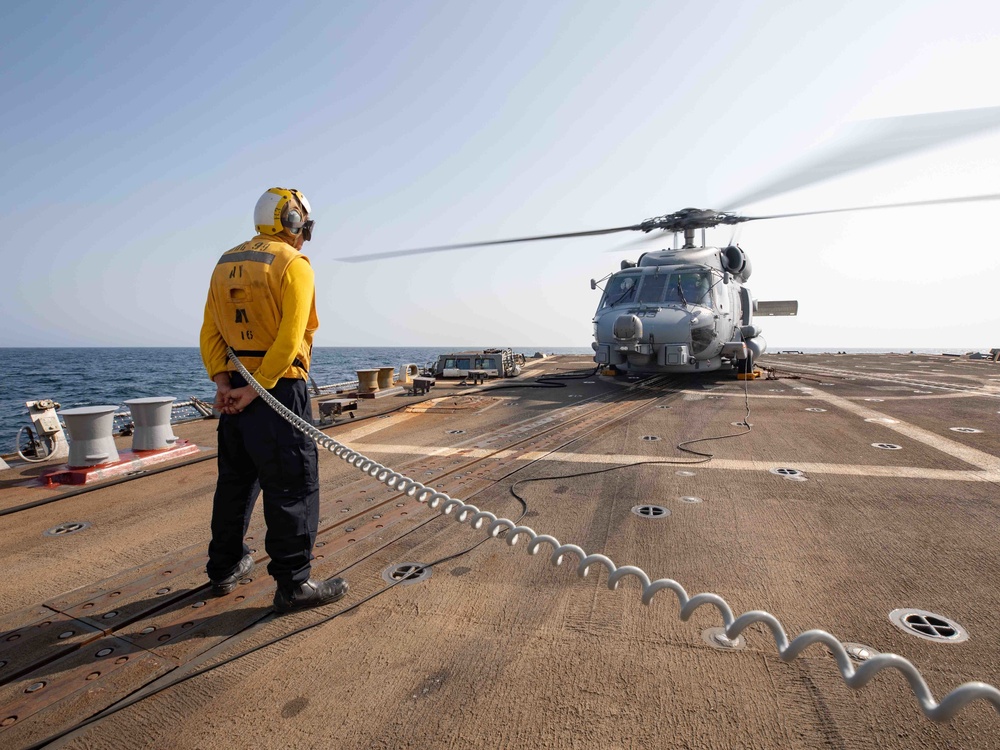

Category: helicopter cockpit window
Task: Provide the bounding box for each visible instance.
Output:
[665,272,714,308]
[637,272,669,304]
[601,274,639,309]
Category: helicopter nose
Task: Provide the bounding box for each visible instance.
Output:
[644,306,697,342]
[690,308,714,329]
[601,306,712,351]
[653,306,715,353]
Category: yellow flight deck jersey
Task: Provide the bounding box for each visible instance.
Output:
[200,235,319,390]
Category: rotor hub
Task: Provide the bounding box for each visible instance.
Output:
[639,208,746,233]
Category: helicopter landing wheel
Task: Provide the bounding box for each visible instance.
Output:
[737,353,756,380]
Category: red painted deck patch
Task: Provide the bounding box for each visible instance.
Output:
[38,441,201,486]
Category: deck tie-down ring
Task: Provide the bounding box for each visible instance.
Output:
[226,349,1000,723]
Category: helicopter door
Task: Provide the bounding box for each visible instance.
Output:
[739,287,752,325]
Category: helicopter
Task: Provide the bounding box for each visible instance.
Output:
[340,107,1000,376]
[587,208,790,378]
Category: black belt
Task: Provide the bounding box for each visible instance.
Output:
[232,350,306,369]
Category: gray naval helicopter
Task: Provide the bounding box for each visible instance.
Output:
[587,208,789,378]
[341,107,1000,377]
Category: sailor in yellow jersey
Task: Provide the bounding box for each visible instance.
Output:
[199,187,348,613]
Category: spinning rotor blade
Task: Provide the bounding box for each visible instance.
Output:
[337,223,643,263]
[723,106,1000,210]
[745,192,1000,222]
[342,107,1000,264]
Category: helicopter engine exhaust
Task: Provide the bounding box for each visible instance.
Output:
[722,245,752,281]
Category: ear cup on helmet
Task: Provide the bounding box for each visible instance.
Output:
[285,207,304,230]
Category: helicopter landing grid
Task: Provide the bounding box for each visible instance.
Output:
[0,353,998,748]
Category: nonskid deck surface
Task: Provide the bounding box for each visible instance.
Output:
[0,354,998,748]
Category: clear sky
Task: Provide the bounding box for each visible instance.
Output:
[2,0,999,350]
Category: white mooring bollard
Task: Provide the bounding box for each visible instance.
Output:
[124,397,179,451]
[61,406,120,468]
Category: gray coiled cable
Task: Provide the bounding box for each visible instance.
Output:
[227,350,1000,722]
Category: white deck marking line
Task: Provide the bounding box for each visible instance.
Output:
[348,444,1000,482]
[765,361,1000,398]
[337,386,588,441]
[332,412,421,441]
[679,389,979,401]
[805,388,1000,472]
[338,388,634,453]
[404,394,518,414]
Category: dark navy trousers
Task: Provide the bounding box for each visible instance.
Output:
[207,374,319,590]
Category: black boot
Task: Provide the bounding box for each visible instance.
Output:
[273,577,349,613]
[210,553,255,596]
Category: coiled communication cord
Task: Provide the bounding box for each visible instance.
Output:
[221,350,1000,722]
[27,392,529,749]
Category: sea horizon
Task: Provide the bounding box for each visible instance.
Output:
[0,345,988,450]
[1,346,594,448]
[0,345,990,353]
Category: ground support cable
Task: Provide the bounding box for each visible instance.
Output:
[219,349,1000,723]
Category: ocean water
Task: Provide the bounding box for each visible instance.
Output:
[0,346,593,448]
[1,345,979,451]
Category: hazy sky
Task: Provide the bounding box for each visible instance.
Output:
[2,0,999,350]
